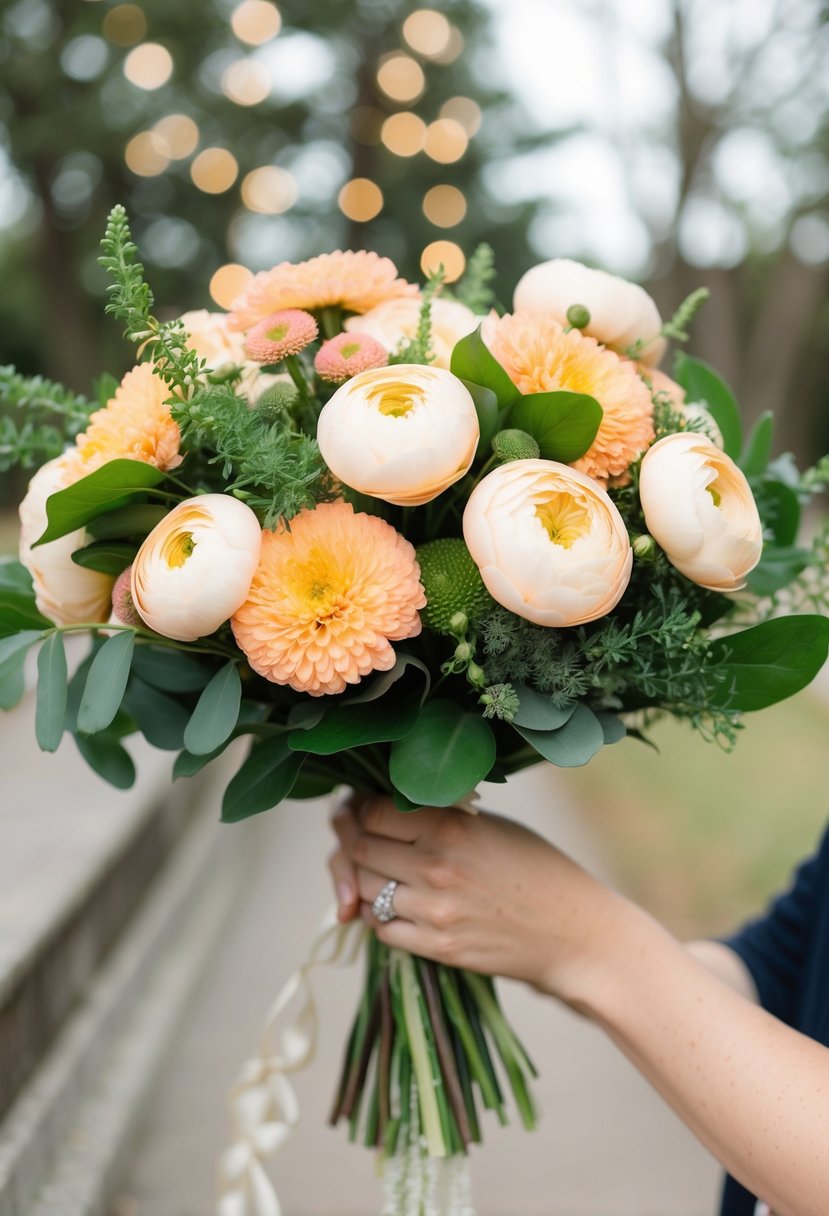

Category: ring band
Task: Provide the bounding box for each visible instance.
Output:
[371,879,399,924]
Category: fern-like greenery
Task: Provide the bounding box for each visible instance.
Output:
[661,287,711,344]
[389,266,445,365]
[455,243,496,313]
[0,366,94,472]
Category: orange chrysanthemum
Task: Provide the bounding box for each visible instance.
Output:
[231,501,426,696]
[227,250,418,332]
[485,313,654,483]
[75,363,182,472]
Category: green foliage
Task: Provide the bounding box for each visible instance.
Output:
[417,538,492,634]
[287,691,421,755]
[221,737,305,822]
[35,631,68,753]
[183,662,242,756]
[708,616,829,712]
[0,366,93,473]
[77,630,135,734]
[450,326,519,411]
[389,699,496,806]
[389,268,445,365]
[455,244,496,313]
[673,353,743,458]
[514,703,606,768]
[0,560,52,637]
[661,287,710,344]
[35,458,165,546]
[508,390,603,463]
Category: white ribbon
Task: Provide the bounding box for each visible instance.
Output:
[217,908,367,1216]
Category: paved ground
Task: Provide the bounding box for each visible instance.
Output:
[114,765,722,1216]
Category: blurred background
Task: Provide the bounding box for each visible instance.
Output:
[0,2,828,1213]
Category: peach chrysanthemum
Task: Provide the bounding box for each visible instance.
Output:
[227,250,418,332]
[231,501,426,696]
[484,313,654,483]
[314,332,388,383]
[244,309,319,364]
[75,363,182,472]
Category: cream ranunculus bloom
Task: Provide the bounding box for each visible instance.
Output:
[344,297,478,370]
[131,494,263,641]
[462,459,633,627]
[514,258,667,367]
[316,364,480,507]
[19,452,116,626]
[638,433,762,591]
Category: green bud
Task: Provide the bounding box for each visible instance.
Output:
[491,429,541,463]
[632,533,656,559]
[255,381,299,420]
[449,611,468,635]
[454,641,472,663]
[467,661,486,688]
[207,361,243,385]
[566,303,591,329]
[416,538,492,634]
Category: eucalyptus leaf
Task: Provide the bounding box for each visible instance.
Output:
[77,630,135,734]
[35,459,166,546]
[389,700,496,806]
[85,503,168,541]
[221,737,305,822]
[174,703,269,778]
[287,700,327,731]
[741,411,774,477]
[131,645,214,693]
[35,631,68,752]
[0,559,35,594]
[74,731,136,789]
[450,326,519,410]
[0,630,44,682]
[288,690,421,755]
[509,391,602,463]
[290,769,339,800]
[512,683,576,731]
[673,353,742,458]
[514,703,605,768]
[122,676,189,750]
[0,589,52,637]
[708,616,829,711]
[595,711,626,745]
[183,662,242,755]
[0,661,26,710]
[71,541,137,576]
[347,652,431,706]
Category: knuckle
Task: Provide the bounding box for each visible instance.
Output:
[349,833,370,866]
[436,810,470,848]
[428,900,458,933]
[425,857,460,891]
[360,800,386,834]
[432,931,458,966]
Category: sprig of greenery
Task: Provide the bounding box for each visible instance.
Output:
[800,454,829,494]
[0,365,94,472]
[455,243,496,313]
[390,267,445,365]
[661,287,710,344]
[98,205,204,400]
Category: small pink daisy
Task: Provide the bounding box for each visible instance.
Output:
[314,332,389,383]
[243,309,319,364]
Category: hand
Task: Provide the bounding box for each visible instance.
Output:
[328,794,619,998]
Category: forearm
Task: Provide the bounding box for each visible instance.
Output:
[562,892,829,1216]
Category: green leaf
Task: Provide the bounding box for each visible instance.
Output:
[347,652,431,706]
[287,700,326,730]
[85,503,168,540]
[72,541,137,576]
[0,630,43,682]
[0,661,26,710]
[122,676,189,750]
[673,353,742,458]
[131,645,213,693]
[755,479,800,547]
[290,769,339,800]
[0,589,52,637]
[595,711,626,745]
[183,661,242,755]
[708,616,829,711]
[77,630,135,734]
[460,379,499,454]
[221,737,305,822]
[741,411,774,477]
[0,559,35,594]
[392,788,422,813]
[512,683,576,731]
[173,703,269,777]
[289,689,421,755]
[389,700,496,807]
[35,459,166,546]
[514,703,605,767]
[509,391,603,463]
[35,632,68,752]
[450,326,519,410]
[747,545,813,597]
[74,731,136,789]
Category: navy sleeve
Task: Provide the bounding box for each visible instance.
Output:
[722,827,829,1025]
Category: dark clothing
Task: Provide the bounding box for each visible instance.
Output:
[719,826,829,1215]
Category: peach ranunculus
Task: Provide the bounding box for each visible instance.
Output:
[131,495,263,642]
[638,433,762,592]
[227,251,418,332]
[316,364,479,507]
[231,501,426,696]
[344,296,479,370]
[19,451,115,626]
[463,459,632,627]
[482,312,654,484]
[514,258,667,367]
[75,363,182,473]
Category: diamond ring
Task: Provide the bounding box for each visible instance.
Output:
[371,879,399,924]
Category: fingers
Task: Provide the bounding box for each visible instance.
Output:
[358,796,438,843]
[327,845,360,923]
[356,867,418,923]
[350,831,421,887]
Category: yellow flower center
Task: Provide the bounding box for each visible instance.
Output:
[535,492,591,548]
[161,529,197,568]
[706,480,722,508]
[340,341,361,359]
[366,380,422,418]
[266,322,290,342]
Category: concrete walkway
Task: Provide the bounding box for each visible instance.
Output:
[114,765,722,1216]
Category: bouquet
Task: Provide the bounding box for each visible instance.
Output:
[2,206,828,1216]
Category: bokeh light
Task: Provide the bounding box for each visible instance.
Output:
[60,35,109,81]
[440,96,482,136]
[191,148,239,193]
[421,239,465,282]
[422,184,467,228]
[402,10,452,59]
[221,58,272,106]
[102,5,147,47]
[241,166,298,213]
[152,114,199,160]
[423,118,468,163]
[338,178,383,222]
[381,112,426,157]
[230,0,282,46]
[210,263,253,309]
[431,25,464,64]
[124,131,170,177]
[376,54,425,104]
[123,43,173,90]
